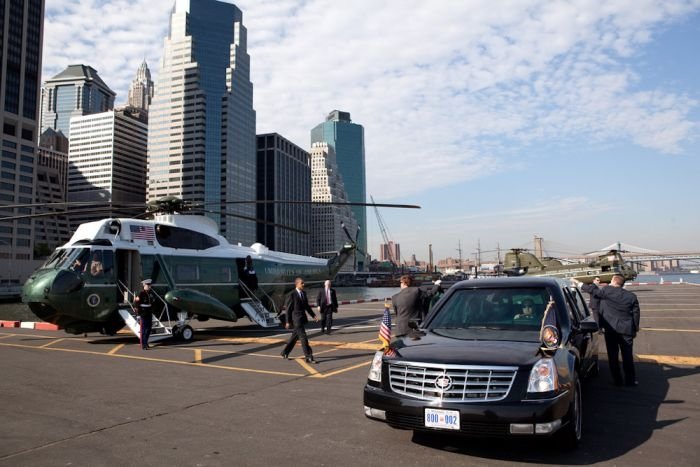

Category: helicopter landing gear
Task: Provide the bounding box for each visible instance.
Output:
[179,325,194,342]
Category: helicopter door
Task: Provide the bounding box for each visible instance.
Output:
[116,249,142,297]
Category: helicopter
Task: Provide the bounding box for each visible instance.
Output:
[501,248,638,284]
[6,196,419,341]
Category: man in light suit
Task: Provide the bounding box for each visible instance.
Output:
[391,275,429,338]
[280,277,319,363]
[317,279,338,334]
[575,274,640,386]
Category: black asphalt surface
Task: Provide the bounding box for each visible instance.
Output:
[1,284,698,466]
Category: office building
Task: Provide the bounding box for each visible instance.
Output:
[310,142,357,271]
[39,64,115,139]
[0,0,44,279]
[34,147,70,253]
[310,110,367,269]
[127,60,154,111]
[256,133,310,255]
[148,0,256,245]
[67,106,148,225]
[379,241,400,264]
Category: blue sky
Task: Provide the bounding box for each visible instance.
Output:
[43,0,700,262]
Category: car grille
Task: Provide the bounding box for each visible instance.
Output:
[388,362,518,402]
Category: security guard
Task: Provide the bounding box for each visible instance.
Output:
[135,279,156,350]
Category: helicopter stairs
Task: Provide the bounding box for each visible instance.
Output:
[239,281,279,328]
[117,305,173,344]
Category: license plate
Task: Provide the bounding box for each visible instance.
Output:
[424,408,460,430]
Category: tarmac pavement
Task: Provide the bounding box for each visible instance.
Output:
[1,285,698,466]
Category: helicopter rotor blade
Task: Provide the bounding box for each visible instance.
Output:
[203,200,421,209]
[0,206,140,222]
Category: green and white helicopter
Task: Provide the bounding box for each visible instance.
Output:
[7,197,419,342]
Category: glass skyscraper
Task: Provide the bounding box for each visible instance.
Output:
[311,110,367,270]
[39,64,115,139]
[148,0,256,245]
[0,0,44,278]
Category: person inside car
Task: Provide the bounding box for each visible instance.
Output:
[514,299,536,320]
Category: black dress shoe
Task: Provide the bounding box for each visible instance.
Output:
[280,352,288,360]
[625,380,639,387]
[305,357,318,364]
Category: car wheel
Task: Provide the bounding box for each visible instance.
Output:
[559,376,582,449]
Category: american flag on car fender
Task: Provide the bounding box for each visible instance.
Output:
[130,224,155,241]
[379,302,392,347]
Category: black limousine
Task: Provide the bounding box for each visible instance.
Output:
[364,277,600,449]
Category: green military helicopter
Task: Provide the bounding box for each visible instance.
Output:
[501,248,637,284]
[5,196,418,342]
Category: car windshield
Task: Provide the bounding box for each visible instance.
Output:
[428,287,551,339]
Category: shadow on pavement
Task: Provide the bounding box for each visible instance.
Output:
[409,359,700,464]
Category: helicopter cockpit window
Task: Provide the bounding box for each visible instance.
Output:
[155,224,219,250]
[42,248,69,269]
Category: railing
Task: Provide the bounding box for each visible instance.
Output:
[238,280,277,316]
[117,280,171,329]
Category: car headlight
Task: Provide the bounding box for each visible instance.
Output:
[367,351,383,382]
[527,358,559,393]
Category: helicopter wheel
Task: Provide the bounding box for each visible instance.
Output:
[180,325,194,342]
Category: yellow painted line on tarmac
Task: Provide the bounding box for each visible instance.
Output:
[0,342,305,377]
[296,358,322,377]
[0,333,15,339]
[215,336,381,351]
[319,360,372,378]
[39,338,64,348]
[194,349,202,364]
[637,354,700,366]
[107,344,125,355]
[641,327,700,333]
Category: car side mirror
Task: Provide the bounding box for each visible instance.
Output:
[579,319,599,334]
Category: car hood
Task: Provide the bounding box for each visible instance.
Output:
[391,332,544,367]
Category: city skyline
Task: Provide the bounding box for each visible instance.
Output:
[42,1,700,260]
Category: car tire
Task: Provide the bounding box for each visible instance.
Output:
[559,376,582,450]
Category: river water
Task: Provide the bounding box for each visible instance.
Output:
[3,276,698,322]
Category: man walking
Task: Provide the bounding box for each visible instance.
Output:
[281,277,319,363]
[574,274,640,386]
[317,279,338,334]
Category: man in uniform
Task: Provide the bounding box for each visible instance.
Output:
[574,274,640,386]
[135,279,156,350]
[316,279,338,334]
[240,255,258,291]
[280,277,319,363]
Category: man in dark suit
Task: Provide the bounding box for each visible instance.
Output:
[392,275,429,338]
[281,277,319,363]
[575,274,640,386]
[317,279,338,334]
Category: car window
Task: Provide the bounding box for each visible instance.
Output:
[429,287,550,330]
[562,287,585,324]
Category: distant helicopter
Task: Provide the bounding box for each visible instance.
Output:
[501,248,638,283]
[3,196,419,340]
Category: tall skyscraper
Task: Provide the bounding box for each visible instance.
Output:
[127,60,154,111]
[148,0,256,245]
[67,107,148,224]
[310,142,358,271]
[39,64,115,139]
[256,133,310,255]
[311,110,367,270]
[0,0,44,278]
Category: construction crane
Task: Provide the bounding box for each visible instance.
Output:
[371,194,399,270]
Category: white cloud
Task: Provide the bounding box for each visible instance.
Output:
[43,0,700,202]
